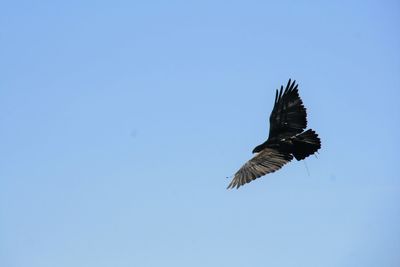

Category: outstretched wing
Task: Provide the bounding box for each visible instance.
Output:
[227,148,293,189]
[268,79,307,140]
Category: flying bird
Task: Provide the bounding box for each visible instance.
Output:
[227,79,321,189]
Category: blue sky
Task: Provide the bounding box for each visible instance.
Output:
[1,1,399,266]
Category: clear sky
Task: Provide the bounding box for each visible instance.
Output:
[1,1,399,267]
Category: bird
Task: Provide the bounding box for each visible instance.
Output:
[227,79,321,189]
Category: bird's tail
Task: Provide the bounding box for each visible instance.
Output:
[292,129,321,161]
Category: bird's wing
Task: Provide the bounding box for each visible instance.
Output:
[227,148,293,189]
[268,79,307,140]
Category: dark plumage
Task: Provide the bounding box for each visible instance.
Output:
[227,79,321,189]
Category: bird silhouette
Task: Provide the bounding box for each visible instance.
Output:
[227,79,321,189]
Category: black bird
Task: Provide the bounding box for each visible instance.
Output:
[227,79,321,189]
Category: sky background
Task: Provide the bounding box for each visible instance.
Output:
[1,1,399,267]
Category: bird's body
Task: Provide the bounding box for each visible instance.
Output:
[227,79,321,189]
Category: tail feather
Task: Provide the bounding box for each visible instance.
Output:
[292,129,321,161]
